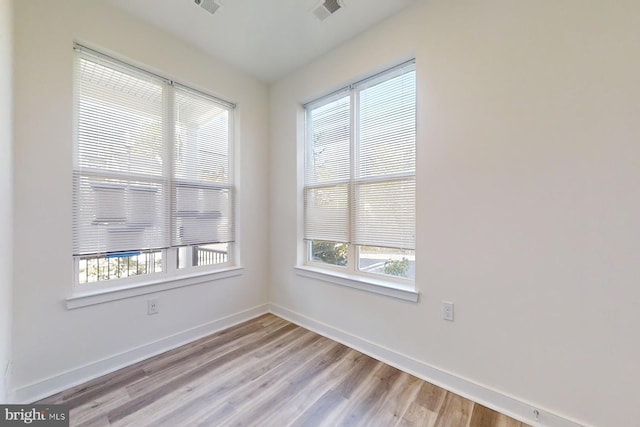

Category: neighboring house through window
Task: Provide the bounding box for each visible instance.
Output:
[303,60,416,286]
[72,44,235,289]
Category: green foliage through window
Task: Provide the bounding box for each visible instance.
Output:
[311,241,348,266]
[383,257,409,277]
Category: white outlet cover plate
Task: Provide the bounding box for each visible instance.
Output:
[148,299,159,315]
[442,301,454,321]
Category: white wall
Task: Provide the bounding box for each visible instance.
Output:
[0,0,13,404]
[269,1,640,426]
[12,0,269,398]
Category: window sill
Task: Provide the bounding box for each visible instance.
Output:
[66,266,244,309]
[294,266,419,303]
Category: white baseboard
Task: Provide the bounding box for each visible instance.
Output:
[269,303,587,427]
[11,302,587,427]
[12,304,269,404]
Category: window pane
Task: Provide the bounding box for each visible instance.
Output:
[73,52,169,256]
[306,94,351,185]
[358,246,415,279]
[74,46,237,288]
[78,250,163,284]
[304,185,349,243]
[178,243,229,268]
[303,61,417,281]
[354,65,416,251]
[76,57,164,176]
[73,175,168,255]
[173,184,232,246]
[174,91,230,184]
[352,178,415,250]
[309,241,348,267]
[357,69,416,178]
[172,87,235,247]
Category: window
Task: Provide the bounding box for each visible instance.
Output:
[303,61,416,284]
[72,44,235,288]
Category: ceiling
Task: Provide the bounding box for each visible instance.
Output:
[105,0,416,83]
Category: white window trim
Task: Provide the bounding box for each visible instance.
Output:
[303,241,415,286]
[299,60,417,299]
[71,43,239,301]
[294,265,418,302]
[67,266,243,309]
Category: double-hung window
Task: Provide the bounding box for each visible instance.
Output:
[303,61,416,285]
[72,44,235,288]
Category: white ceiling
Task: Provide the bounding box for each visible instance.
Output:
[105,0,416,82]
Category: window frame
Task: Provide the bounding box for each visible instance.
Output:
[71,43,238,295]
[304,243,415,288]
[301,61,417,294]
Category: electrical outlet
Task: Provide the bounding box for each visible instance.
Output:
[148,299,159,315]
[442,301,454,321]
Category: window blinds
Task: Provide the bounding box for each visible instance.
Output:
[72,52,168,256]
[304,61,416,250]
[353,64,416,249]
[72,45,234,256]
[172,85,234,246]
[304,91,351,243]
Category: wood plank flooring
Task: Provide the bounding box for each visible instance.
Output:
[38,314,530,427]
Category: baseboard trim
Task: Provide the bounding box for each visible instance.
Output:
[11,302,587,427]
[269,303,587,427]
[12,304,269,404]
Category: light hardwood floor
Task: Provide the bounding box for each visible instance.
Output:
[38,314,530,427]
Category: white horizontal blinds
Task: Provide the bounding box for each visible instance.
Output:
[72,50,169,256]
[353,63,416,249]
[172,86,234,246]
[304,91,351,243]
